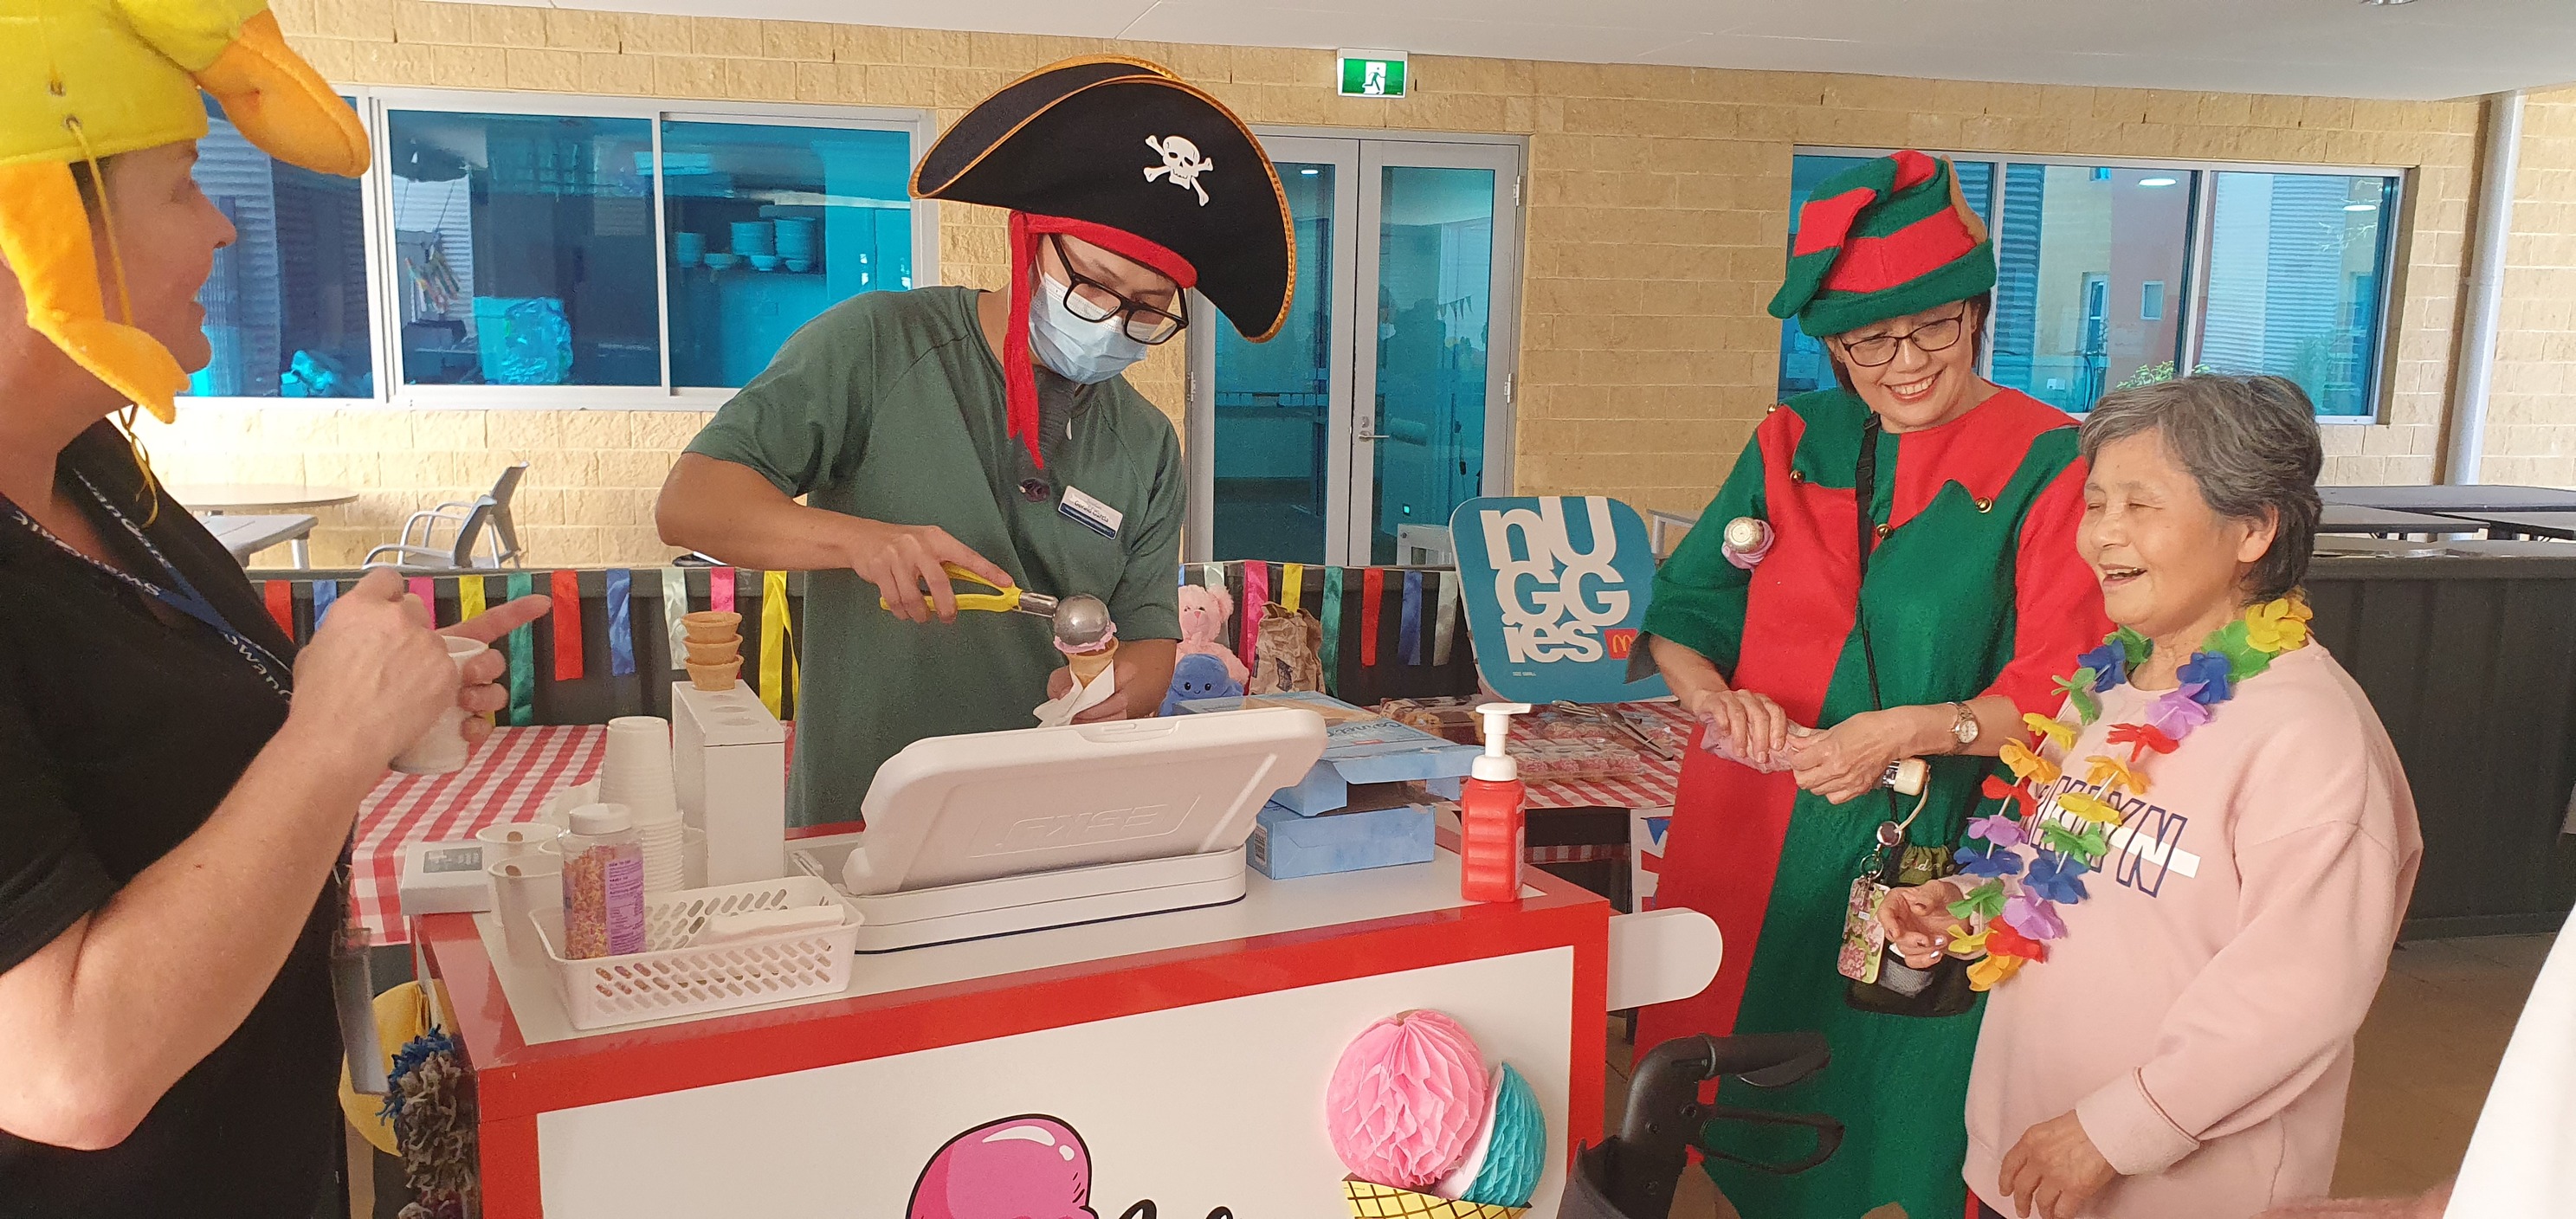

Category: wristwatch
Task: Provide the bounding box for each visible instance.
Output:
[1946,700,1979,753]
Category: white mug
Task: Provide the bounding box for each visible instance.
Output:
[392,636,491,776]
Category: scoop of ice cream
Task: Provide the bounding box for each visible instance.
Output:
[908,1118,1095,1219]
[1325,1009,1488,1190]
[1054,620,1118,657]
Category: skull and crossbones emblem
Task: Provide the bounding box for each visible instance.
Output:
[1143,134,1214,206]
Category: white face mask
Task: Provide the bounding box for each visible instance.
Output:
[1029,269,1155,384]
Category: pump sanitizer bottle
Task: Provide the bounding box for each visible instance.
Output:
[1458,702,1533,903]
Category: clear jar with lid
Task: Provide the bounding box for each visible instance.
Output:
[558,803,645,958]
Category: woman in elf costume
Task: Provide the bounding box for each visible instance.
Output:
[1881,376,2421,1219]
[1637,150,2109,1218]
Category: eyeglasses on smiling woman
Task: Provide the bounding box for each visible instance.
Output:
[1837,309,1973,367]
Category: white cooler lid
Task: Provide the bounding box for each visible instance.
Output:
[842,707,1327,895]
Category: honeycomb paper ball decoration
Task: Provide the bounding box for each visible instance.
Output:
[1325,1009,1489,1189]
[1463,1063,1544,1208]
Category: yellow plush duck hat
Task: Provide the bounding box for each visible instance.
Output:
[0,0,367,422]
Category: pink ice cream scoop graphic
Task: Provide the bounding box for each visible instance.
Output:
[909,1116,1096,1219]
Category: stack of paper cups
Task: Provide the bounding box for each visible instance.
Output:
[601,716,688,895]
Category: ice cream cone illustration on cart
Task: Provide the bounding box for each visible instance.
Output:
[1340,1177,1528,1219]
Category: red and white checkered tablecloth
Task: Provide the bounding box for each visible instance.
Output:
[351,725,606,945]
[1520,701,1692,811]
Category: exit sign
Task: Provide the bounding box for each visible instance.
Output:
[1338,49,1409,97]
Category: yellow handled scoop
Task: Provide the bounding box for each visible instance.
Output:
[880,563,1114,649]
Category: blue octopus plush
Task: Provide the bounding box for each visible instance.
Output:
[1160,651,1244,717]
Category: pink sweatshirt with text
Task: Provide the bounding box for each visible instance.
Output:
[1964,643,2422,1219]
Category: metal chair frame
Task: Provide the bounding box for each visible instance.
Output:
[363,463,527,572]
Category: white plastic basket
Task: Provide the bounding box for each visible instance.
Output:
[528,874,858,1030]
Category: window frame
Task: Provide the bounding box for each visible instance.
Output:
[183,86,939,412]
[1792,145,2410,424]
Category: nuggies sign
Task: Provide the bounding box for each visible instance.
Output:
[1448,496,1669,705]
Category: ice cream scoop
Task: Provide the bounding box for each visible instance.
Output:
[1326,1009,1489,1190]
[881,564,1113,651]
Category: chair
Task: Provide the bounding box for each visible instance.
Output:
[364,463,526,571]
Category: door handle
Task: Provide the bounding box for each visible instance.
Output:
[1354,419,1381,442]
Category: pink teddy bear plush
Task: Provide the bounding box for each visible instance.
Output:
[1176,584,1250,687]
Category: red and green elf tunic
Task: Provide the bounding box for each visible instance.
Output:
[1637,385,2108,1218]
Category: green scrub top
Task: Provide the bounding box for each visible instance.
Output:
[683,285,1184,826]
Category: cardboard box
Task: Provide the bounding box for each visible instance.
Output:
[1249,799,1436,880]
[1178,691,1478,815]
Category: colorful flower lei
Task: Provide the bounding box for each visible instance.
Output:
[1951,593,2314,989]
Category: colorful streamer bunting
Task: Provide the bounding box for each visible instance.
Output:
[502,572,535,726]
[760,569,791,719]
[1281,563,1304,615]
[264,579,293,638]
[458,572,487,622]
[310,578,339,627]
[1320,566,1344,694]
[1399,571,1424,665]
[1359,568,1385,667]
[605,570,635,677]
[1200,562,1225,592]
[661,567,690,671]
[550,570,584,681]
[710,567,736,615]
[1239,560,1268,679]
[407,577,436,623]
[1433,571,1461,666]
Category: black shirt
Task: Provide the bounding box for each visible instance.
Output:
[0,424,339,1216]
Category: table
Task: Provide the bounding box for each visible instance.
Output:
[2431,509,2576,541]
[197,513,315,565]
[353,726,606,945]
[165,483,356,567]
[2318,504,2477,536]
[418,843,1612,1218]
[2321,484,2576,513]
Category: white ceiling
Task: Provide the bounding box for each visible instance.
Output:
[549,0,2576,100]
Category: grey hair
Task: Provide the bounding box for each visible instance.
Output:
[2078,374,2322,602]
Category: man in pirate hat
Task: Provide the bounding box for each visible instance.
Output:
[659,57,1293,821]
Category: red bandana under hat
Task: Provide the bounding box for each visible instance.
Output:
[1004,212,1198,470]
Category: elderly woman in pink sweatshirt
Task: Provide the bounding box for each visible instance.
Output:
[1879,374,2423,1219]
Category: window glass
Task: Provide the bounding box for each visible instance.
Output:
[659,120,914,388]
[1777,154,1993,401]
[188,95,373,397]
[386,110,659,386]
[2198,171,2396,416]
[1989,164,2192,413]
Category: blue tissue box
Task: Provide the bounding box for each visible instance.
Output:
[1249,799,1436,880]
[1178,691,1479,815]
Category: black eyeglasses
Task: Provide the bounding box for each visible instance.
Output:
[1049,234,1188,345]
[1838,311,1971,367]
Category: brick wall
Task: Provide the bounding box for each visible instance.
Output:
[143,0,2553,566]
[2483,86,2576,488]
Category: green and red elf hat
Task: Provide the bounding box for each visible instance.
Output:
[914,56,1294,469]
[1769,150,1995,339]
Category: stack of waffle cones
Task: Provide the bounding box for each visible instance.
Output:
[1340,1178,1527,1219]
[681,611,742,691]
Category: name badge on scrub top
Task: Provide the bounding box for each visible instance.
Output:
[1058,486,1123,539]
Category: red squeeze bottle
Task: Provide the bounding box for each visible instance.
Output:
[1458,702,1533,903]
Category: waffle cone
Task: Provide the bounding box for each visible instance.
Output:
[1340,1177,1527,1219]
[681,610,741,642]
[687,658,741,691]
[1064,640,1120,685]
[684,637,740,665]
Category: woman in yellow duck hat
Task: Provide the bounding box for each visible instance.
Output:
[0,3,551,1211]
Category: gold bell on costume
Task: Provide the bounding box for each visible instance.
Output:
[0,0,367,422]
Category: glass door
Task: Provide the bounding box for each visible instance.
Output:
[1189,136,1521,566]
[1191,137,1356,564]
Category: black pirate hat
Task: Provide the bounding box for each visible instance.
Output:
[914,56,1294,467]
